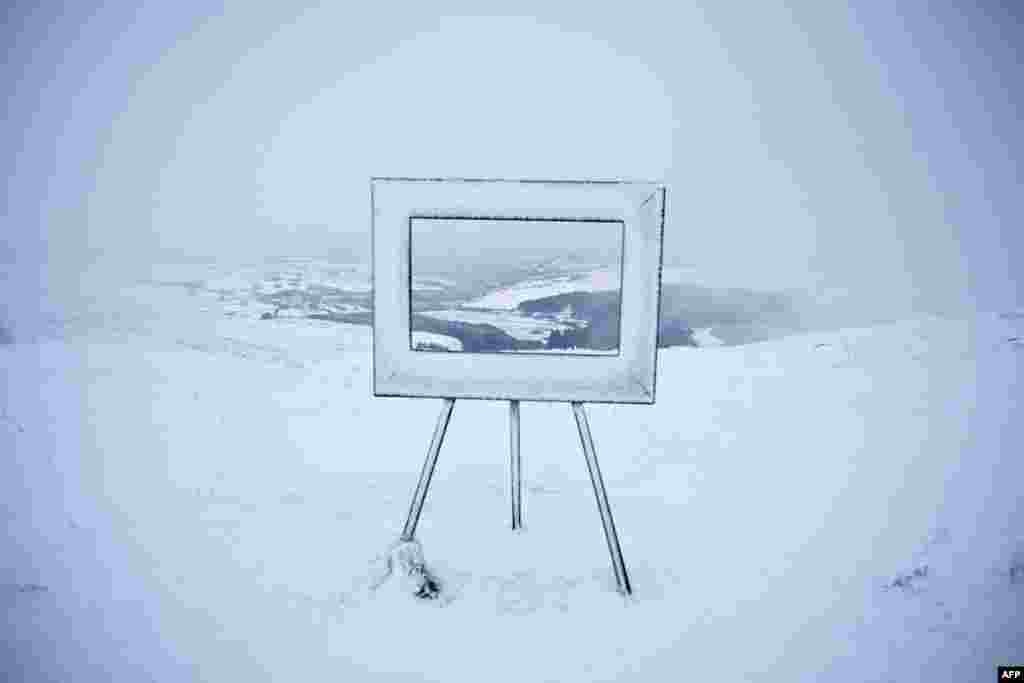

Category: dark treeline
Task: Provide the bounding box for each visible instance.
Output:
[518,291,621,351]
[520,290,697,350]
[410,314,544,352]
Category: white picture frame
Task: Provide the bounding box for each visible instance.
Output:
[371,178,666,404]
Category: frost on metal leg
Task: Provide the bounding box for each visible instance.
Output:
[356,540,442,600]
[343,539,444,606]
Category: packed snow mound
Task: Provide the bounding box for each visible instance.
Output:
[411,331,463,351]
[1,294,1021,682]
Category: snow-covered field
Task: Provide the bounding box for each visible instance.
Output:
[2,284,1022,682]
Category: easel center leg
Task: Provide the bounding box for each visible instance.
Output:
[510,400,522,530]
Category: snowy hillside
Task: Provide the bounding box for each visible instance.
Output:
[2,284,1022,682]
[465,267,621,310]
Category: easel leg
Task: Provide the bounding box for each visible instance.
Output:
[510,400,522,530]
[571,402,632,596]
[400,398,455,542]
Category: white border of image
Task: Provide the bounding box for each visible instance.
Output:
[371,178,666,404]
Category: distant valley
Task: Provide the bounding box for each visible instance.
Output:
[142,256,805,352]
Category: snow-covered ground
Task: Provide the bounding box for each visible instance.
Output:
[2,284,1022,682]
[411,331,463,351]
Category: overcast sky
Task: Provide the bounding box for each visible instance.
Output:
[2,1,1021,320]
[411,218,622,276]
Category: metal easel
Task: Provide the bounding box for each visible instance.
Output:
[398,398,632,596]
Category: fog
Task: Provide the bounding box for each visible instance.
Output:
[3,1,1022,332]
[411,218,622,276]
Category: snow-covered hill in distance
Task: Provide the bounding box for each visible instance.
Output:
[2,260,1022,681]
[1,252,983,359]
[48,255,832,355]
